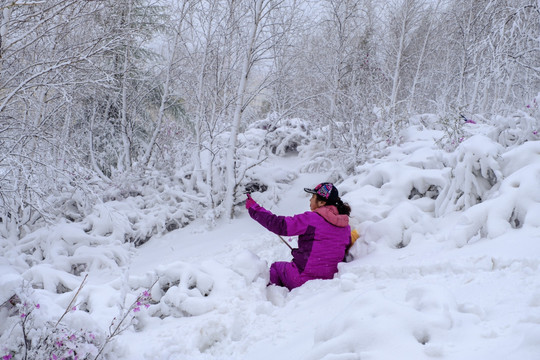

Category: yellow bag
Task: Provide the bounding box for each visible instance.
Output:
[350,229,360,245]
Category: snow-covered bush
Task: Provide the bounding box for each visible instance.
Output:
[249,115,313,156]
[239,116,312,193]
[170,115,306,223]
[445,141,540,246]
[433,112,469,151]
[144,263,215,319]
[0,158,101,241]
[489,110,540,147]
[209,116,304,216]
[435,135,503,216]
[339,126,447,252]
[298,140,336,174]
[0,276,158,360]
[342,113,540,251]
[102,173,200,245]
[0,280,103,360]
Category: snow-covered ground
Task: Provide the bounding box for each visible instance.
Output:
[2,115,540,360]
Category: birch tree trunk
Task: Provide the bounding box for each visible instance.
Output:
[223,0,264,219]
[456,4,473,107]
[140,14,182,168]
[408,1,439,114]
[191,1,213,200]
[141,63,171,167]
[389,17,406,124]
[120,46,132,171]
[89,101,110,182]
[140,0,190,167]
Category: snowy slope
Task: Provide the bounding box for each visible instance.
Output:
[2,118,540,360]
[120,137,540,360]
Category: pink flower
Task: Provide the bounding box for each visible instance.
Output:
[89,333,95,340]
[72,306,77,311]
[35,304,40,309]
[20,313,26,318]
[3,355,13,360]
[133,307,141,312]
[144,304,150,308]
[143,291,150,298]
[51,355,58,360]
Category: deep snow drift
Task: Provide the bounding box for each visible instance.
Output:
[2,113,540,360]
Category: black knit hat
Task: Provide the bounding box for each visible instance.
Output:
[304,182,339,204]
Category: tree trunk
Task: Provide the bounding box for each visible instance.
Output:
[390,7,407,128]
[120,45,132,171]
[223,0,264,219]
[408,1,439,114]
[89,102,109,181]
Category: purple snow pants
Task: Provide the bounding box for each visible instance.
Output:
[269,261,310,290]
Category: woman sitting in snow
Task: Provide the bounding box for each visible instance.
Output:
[245,182,351,290]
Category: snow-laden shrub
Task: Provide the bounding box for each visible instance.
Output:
[172,115,304,223]
[203,116,301,218]
[433,112,469,151]
[0,162,101,241]
[342,118,540,251]
[339,128,447,254]
[343,160,444,252]
[486,93,540,147]
[446,141,540,247]
[408,112,494,153]
[435,135,503,216]
[0,276,159,360]
[1,219,132,288]
[240,117,312,203]
[143,262,215,319]
[91,168,201,245]
[249,115,313,156]
[0,280,103,360]
[489,110,540,147]
[298,140,337,174]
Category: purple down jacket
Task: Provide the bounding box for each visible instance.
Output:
[248,204,351,289]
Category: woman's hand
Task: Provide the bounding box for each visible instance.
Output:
[245,193,258,209]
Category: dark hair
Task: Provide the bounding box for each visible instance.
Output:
[316,195,351,216]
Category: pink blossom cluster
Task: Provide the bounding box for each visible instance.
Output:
[18,302,40,320]
[1,301,41,359]
[48,328,98,360]
[2,300,101,360]
[133,290,152,313]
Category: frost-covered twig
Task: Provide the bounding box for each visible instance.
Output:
[55,274,88,327]
[93,278,159,360]
[235,156,268,195]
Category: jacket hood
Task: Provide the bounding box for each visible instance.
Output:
[314,205,349,227]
